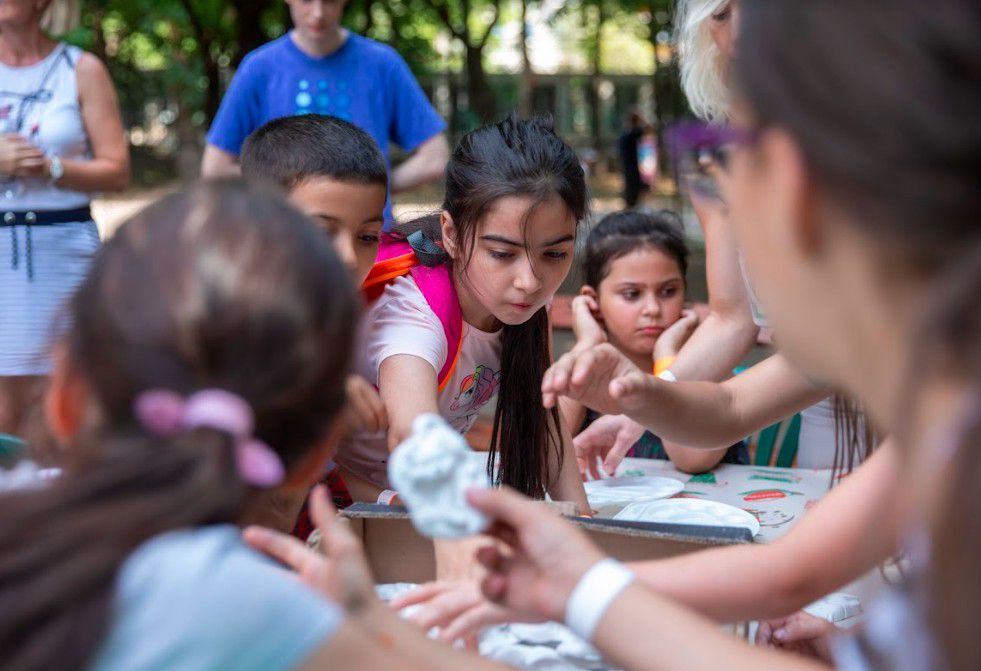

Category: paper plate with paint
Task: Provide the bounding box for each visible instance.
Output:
[614,498,761,537]
[583,475,684,513]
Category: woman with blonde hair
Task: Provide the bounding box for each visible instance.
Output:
[675,0,738,122]
[0,0,129,444]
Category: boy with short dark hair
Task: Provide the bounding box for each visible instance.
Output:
[240,116,389,533]
[241,114,387,284]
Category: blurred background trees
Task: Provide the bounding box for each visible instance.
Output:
[63,0,690,186]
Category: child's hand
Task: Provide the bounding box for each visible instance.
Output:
[390,579,543,643]
[244,485,377,613]
[542,343,650,416]
[755,611,839,664]
[344,375,388,434]
[573,414,647,479]
[570,295,606,351]
[467,486,606,624]
[653,309,700,361]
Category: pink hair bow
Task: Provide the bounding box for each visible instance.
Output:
[134,389,285,488]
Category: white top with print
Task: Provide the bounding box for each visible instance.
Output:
[336,275,502,489]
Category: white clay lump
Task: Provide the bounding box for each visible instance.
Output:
[388,413,491,539]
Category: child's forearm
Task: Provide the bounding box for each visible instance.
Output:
[548,415,590,514]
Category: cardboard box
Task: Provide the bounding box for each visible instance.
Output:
[341,503,753,584]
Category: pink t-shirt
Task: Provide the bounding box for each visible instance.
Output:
[335,275,502,489]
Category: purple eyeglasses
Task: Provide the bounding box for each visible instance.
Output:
[667,120,761,199]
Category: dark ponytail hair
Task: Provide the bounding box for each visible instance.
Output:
[396,115,587,497]
[583,210,689,290]
[738,1,981,667]
[0,180,358,670]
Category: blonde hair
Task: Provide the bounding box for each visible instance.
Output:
[674,0,732,122]
[41,0,80,36]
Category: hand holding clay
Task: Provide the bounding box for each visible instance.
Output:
[388,414,490,539]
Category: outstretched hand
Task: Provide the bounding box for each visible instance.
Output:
[574,414,647,479]
[244,485,377,613]
[542,343,654,416]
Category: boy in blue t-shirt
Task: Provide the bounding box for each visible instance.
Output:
[203,0,448,225]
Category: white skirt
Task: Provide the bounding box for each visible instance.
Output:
[0,220,100,376]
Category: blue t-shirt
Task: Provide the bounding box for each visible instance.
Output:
[207,31,447,222]
[90,525,343,671]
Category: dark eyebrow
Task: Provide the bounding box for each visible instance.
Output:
[479,234,522,247]
[479,233,575,247]
[362,216,385,225]
[543,234,575,247]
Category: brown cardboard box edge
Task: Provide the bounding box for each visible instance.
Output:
[341,503,753,585]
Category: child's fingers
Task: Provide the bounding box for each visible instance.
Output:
[440,602,508,643]
[569,349,597,387]
[389,581,454,610]
[602,430,636,476]
[243,525,321,576]
[755,620,777,647]
[774,615,834,643]
[309,485,360,558]
[408,585,482,631]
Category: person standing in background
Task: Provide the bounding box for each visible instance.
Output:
[0,0,129,445]
[617,109,650,209]
[202,0,449,226]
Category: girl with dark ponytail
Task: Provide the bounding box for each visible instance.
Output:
[0,180,513,671]
[336,114,589,512]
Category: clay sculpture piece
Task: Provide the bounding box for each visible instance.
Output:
[387,413,491,539]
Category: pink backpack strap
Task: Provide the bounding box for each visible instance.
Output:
[362,236,463,391]
[408,262,464,391]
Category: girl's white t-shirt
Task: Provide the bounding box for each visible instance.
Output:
[336,275,503,489]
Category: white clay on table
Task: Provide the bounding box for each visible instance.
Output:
[388,413,491,539]
[378,583,615,670]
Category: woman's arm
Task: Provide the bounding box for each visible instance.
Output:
[469,487,828,671]
[630,439,900,622]
[668,196,759,382]
[545,346,828,449]
[53,53,129,193]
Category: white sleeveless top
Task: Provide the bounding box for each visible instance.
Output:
[0,43,91,210]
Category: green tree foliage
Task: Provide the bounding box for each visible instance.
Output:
[65,0,686,183]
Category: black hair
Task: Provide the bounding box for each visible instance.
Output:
[583,210,689,289]
[395,114,587,498]
[0,180,358,670]
[240,114,388,191]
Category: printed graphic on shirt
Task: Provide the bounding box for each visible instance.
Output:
[448,365,501,428]
[295,79,352,120]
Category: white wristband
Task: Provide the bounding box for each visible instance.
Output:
[657,369,677,382]
[376,489,399,505]
[564,558,635,642]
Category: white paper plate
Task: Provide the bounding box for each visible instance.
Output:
[613,498,761,537]
[583,475,684,511]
